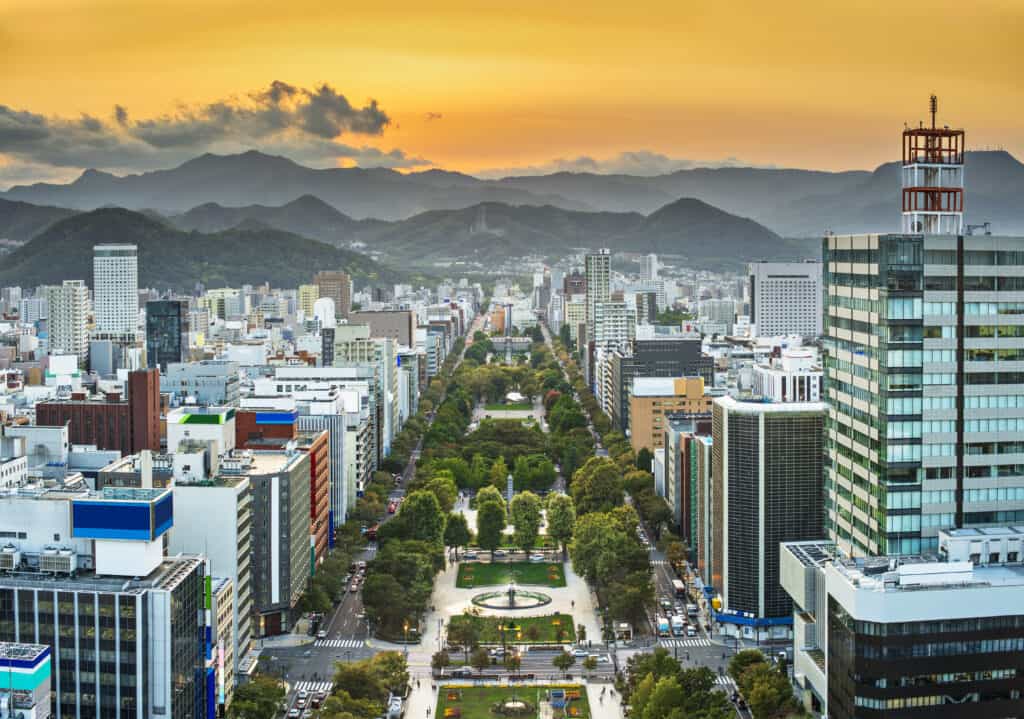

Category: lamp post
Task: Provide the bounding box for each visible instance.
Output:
[403,619,410,657]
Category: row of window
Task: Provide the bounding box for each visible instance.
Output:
[854,695,943,710]
[966,418,1024,433]
[876,669,1017,688]
[966,302,1024,315]
[964,487,1024,503]
[862,638,1024,658]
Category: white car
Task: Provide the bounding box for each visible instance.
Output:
[528,553,545,562]
[572,648,588,658]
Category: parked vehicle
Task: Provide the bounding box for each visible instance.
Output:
[528,553,545,562]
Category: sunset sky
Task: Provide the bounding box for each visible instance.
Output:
[2,0,1021,185]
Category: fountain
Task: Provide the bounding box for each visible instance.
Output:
[472,579,551,610]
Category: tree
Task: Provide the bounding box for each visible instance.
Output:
[397,490,445,544]
[509,491,542,553]
[636,447,653,473]
[546,493,576,559]
[570,457,624,516]
[425,473,458,513]
[431,650,450,674]
[447,612,483,664]
[488,456,510,489]
[469,453,489,490]
[582,655,598,674]
[370,651,410,695]
[728,649,767,686]
[443,512,472,560]
[470,646,492,673]
[642,676,685,719]
[476,484,506,512]
[227,676,285,719]
[552,651,576,678]
[476,499,507,560]
[665,541,688,569]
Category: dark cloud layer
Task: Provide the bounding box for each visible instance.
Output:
[0,81,426,183]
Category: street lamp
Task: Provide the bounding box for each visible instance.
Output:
[403,620,410,657]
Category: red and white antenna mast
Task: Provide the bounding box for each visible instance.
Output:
[901,95,965,234]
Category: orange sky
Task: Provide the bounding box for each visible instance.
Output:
[2,0,1022,176]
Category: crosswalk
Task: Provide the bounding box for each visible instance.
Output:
[293,680,334,694]
[715,676,737,689]
[658,638,712,648]
[314,639,365,648]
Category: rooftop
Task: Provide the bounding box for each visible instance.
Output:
[0,554,202,595]
[783,541,837,569]
[0,642,49,663]
[714,395,825,414]
[833,554,1024,593]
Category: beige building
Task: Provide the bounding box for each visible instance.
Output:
[298,284,319,319]
[628,376,710,453]
[349,309,416,346]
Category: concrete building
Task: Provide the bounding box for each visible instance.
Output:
[314,271,352,319]
[824,233,1024,557]
[699,298,735,336]
[163,360,240,406]
[782,528,1024,718]
[748,260,822,338]
[584,249,611,344]
[93,244,138,334]
[170,469,253,684]
[0,642,52,718]
[641,252,658,281]
[0,485,210,719]
[608,334,713,432]
[349,310,416,346]
[210,577,236,713]
[43,281,89,364]
[751,347,822,402]
[297,284,319,319]
[562,295,587,346]
[628,376,711,454]
[166,405,236,456]
[711,396,825,639]
[36,369,161,455]
[146,299,189,371]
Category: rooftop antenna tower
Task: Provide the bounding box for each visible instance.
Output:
[902,94,964,235]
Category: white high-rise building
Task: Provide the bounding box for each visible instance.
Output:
[93,244,139,333]
[585,249,611,343]
[641,252,658,281]
[44,280,89,363]
[748,261,822,338]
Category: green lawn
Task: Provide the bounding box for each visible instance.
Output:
[484,403,533,411]
[437,684,590,719]
[457,561,565,588]
[449,613,576,644]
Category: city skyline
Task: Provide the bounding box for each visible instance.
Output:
[2,0,1022,187]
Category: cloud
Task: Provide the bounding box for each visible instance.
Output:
[425,112,443,121]
[474,151,774,179]
[0,81,426,185]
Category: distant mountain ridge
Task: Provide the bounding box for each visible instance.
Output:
[0,208,405,291]
[5,149,1023,235]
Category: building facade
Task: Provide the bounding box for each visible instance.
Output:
[824,233,1024,557]
[146,300,189,371]
[748,261,823,338]
[628,376,711,454]
[314,271,352,320]
[711,396,825,636]
[44,281,89,364]
[93,244,139,334]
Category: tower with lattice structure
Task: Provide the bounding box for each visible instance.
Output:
[901,95,964,234]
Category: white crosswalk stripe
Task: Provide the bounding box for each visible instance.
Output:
[658,638,712,648]
[314,639,365,648]
[715,676,736,688]
[293,680,334,694]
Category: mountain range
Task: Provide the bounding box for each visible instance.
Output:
[4,149,1023,236]
[0,208,404,291]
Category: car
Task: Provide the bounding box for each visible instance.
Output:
[489,647,506,658]
[528,553,545,562]
[659,598,672,610]
[686,626,697,637]
[572,648,589,658]
[317,630,327,639]
[463,551,478,560]
[288,710,301,718]
[298,690,309,700]
[451,667,475,678]
[296,699,307,709]
[492,550,507,558]
[349,583,360,593]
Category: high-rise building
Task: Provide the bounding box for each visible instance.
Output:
[93,244,139,333]
[824,232,1024,557]
[314,271,352,319]
[563,271,586,296]
[44,280,89,363]
[641,252,658,281]
[585,249,611,344]
[782,529,1024,718]
[711,396,824,637]
[297,284,319,319]
[748,261,823,338]
[146,299,189,371]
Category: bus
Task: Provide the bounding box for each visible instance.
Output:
[672,579,686,599]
